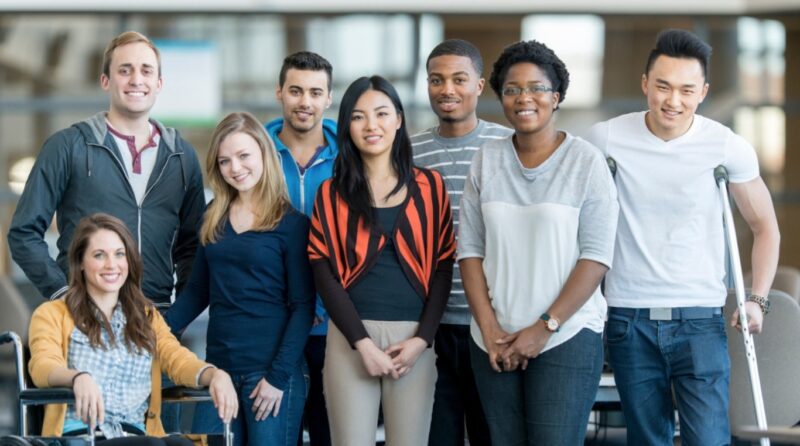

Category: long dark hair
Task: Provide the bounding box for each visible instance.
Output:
[65,213,156,355]
[333,75,414,225]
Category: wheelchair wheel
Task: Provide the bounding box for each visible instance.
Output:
[0,436,34,446]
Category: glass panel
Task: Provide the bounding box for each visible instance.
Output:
[521,14,604,108]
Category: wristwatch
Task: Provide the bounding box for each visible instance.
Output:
[747,294,771,315]
[540,313,560,333]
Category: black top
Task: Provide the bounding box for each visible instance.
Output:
[347,204,424,322]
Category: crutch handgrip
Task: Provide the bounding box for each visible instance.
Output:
[606,156,617,178]
[714,165,729,183]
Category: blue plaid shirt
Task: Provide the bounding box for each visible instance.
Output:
[65,305,151,438]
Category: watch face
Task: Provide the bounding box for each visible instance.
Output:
[547,319,559,331]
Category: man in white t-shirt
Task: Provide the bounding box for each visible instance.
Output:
[586,29,779,446]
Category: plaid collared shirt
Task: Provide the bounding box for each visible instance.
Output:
[65,305,152,438]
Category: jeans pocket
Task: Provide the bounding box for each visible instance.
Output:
[685,316,726,336]
[605,316,630,344]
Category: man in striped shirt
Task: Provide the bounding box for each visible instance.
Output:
[411,39,512,446]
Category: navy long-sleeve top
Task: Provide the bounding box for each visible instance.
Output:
[166,208,315,390]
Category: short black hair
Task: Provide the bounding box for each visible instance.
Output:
[426,39,484,75]
[489,40,569,108]
[645,29,712,80]
[279,51,333,90]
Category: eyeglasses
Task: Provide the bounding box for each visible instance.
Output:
[501,85,555,97]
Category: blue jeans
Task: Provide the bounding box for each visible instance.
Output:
[428,324,491,446]
[191,368,307,446]
[470,328,603,446]
[606,308,731,446]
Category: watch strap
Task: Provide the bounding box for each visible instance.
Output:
[747,294,771,315]
[540,313,560,333]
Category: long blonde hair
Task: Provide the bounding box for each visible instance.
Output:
[200,112,290,244]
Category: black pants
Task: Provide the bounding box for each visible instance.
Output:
[297,335,330,446]
[428,324,491,446]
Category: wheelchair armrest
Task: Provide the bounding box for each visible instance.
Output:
[19,387,76,405]
[0,331,13,345]
[161,386,212,402]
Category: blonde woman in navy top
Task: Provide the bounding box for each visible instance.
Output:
[167,112,315,446]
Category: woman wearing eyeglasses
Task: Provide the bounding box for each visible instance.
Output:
[458,40,619,445]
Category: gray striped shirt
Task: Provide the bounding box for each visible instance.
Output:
[411,120,513,325]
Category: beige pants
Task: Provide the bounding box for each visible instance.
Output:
[323,320,436,446]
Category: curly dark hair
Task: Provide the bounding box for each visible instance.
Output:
[489,40,569,109]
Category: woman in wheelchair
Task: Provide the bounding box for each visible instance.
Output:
[27,213,239,444]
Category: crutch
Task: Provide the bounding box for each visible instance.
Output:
[714,165,769,446]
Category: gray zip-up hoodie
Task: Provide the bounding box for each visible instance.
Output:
[8,112,206,308]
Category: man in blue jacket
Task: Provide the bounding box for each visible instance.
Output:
[265,51,337,446]
[7,30,205,431]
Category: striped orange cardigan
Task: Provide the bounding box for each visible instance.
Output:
[308,167,455,345]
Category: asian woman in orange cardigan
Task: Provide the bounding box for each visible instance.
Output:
[308,75,455,446]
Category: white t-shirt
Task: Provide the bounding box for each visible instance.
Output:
[586,111,759,308]
[458,133,618,353]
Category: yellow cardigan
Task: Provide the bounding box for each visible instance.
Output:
[28,299,209,437]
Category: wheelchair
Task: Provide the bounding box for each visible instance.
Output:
[0,331,232,446]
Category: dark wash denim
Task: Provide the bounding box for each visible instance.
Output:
[606,308,731,446]
[428,324,491,446]
[192,368,307,446]
[470,328,603,446]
